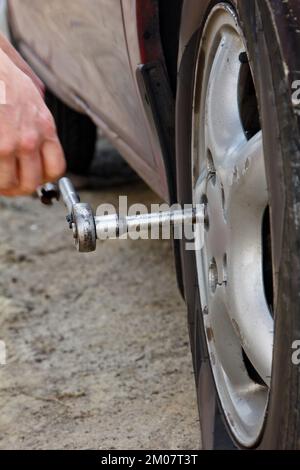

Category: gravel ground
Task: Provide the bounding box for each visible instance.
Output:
[0,180,200,450]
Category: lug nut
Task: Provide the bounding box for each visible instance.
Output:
[209,258,218,293]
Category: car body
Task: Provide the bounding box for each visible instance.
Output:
[8,0,186,202]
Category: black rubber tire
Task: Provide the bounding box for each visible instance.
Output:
[45,89,97,175]
[176,0,300,449]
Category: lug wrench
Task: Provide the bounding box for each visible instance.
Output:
[38,177,204,253]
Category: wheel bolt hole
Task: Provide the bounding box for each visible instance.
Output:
[207,150,216,185]
[223,253,228,284]
[209,258,218,293]
[201,195,210,231]
[221,185,226,212]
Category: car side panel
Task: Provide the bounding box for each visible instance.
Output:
[8,0,169,199]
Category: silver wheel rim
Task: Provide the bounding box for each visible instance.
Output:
[192,4,274,448]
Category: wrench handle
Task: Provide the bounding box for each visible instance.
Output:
[58,177,80,214]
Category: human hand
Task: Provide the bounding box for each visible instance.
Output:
[0,48,65,196]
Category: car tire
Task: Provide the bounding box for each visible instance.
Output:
[176,0,300,449]
[45,89,97,175]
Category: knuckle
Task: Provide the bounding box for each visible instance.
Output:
[39,110,56,136]
[19,131,39,154]
[0,140,16,157]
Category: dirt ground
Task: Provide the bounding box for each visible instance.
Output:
[0,180,200,450]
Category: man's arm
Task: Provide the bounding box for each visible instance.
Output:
[0,43,65,196]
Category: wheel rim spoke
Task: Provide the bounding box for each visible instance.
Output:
[223,132,273,384]
[205,30,246,165]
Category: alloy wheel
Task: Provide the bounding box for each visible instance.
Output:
[192,4,274,448]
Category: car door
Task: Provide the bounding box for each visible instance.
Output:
[9,0,168,197]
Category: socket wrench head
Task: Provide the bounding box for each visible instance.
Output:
[72,203,97,252]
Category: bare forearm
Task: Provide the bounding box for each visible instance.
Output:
[0,32,44,95]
